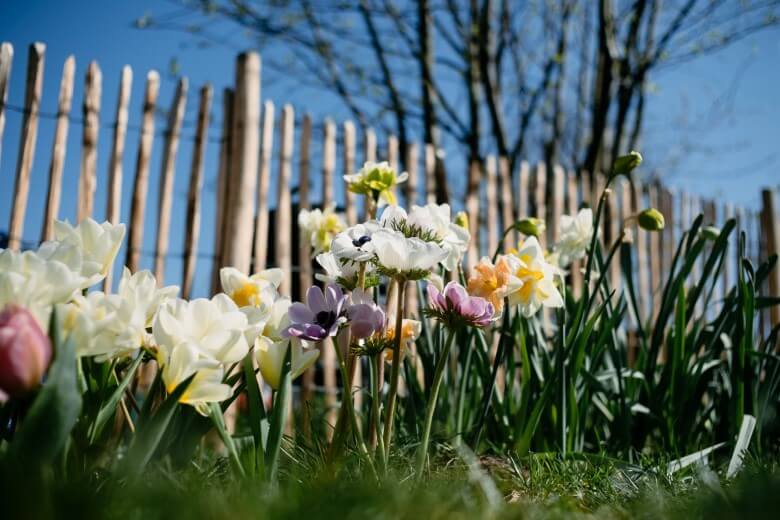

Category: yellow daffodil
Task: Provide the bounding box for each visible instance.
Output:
[384,318,421,363]
[298,205,346,255]
[467,256,512,313]
[504,237,564,317]
[344,161,408,206]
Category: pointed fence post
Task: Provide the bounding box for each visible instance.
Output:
[253,100,275,271]
[103,65,132,291]
[78,61,102,222]
[210,88,234,294]
[8,43,44,250]
[41,55,75,242]
[222,51,260,275]
[0,43,13,166]
[182,84,212,298]
[275,104,294,295]
[761,189,780,330]
[126,71,160,272]
[153,77,188,284]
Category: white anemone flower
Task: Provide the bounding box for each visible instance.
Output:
[407,203,470,271]
[330,222,380,263]
[159,342,232,416]
[255,298,319,389]
[370,229,447,278]
[297,204,346,255]
[378,205,408,227]
[315,252,362,285]
[505,237,564,317]
[153,295,251,366]
[554,208,594,267]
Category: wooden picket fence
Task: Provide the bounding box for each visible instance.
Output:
[1,43,779,412]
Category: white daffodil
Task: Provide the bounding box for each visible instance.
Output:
[62,292,125,359]
[46,218,125,286]
[159,342,232,416]
[153,295,251,366]
[298,205,346,255]
[117,268,179,328]
[62,270,177,360]
[370,229,447,279]
[505,236,564,317]
[220,266,282,311]
[0,247,88,329]
[331,222,380,263]
[344,161,408,206]
[554,208,594,267]
[408,203,470,271]
[315,252,362,285]
[255,297,319,389]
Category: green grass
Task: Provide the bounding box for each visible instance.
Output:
[3,450,780,519]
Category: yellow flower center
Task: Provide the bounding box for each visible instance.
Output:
[515,267,545,303]
[231,282,261,308]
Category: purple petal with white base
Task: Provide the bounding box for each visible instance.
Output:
[285,283,348,341]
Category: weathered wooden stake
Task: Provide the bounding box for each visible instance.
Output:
[153,77,188,284]
[125,71,160,272]
[253,100,275,271]
[78,61,102,222]
[8,43,44,250]
[182,84,212,298]
[41,55,75,242]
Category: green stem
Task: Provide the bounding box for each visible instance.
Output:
[382,280,407,461]
[333,334,378,479]
[370,354,386,471]
[415,328,457,480]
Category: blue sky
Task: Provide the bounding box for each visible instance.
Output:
[1,1,779,296]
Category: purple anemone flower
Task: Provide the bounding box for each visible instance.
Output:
[286,284,348,341]
[346,289,386,339]
[426,281,494,328]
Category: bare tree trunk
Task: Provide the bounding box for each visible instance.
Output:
[582,0,616,176]
[544,0,573,171]
[359,0,409,170]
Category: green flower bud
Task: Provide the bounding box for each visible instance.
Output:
[514,218,545,237]
[637,208,665,232]
[454,211,469,231]
[613,151,643,176]
[701,226,720,241]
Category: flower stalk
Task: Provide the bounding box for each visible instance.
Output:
[382,279,406,461]
[414,327,456,480]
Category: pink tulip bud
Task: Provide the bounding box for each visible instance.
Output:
[0,305,52,402]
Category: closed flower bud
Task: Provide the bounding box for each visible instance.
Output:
[514,218,545,238]
[637,208,665,232]
[613,151,643,176]
[454,211,469,231]
[701,226,720,241]
[0,305,52,402]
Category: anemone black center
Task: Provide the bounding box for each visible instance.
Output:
[352,235,371,248]
[315,310,336,327]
